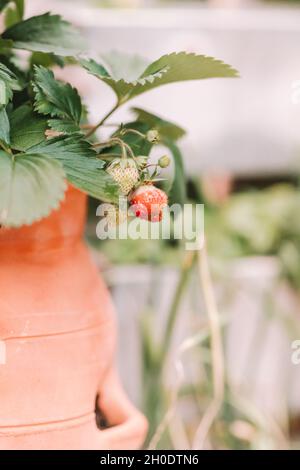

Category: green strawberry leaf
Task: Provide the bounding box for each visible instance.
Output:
[28,135,119,203]
[132,107,186,141]
[0,150,66,227]
[10,104,48,151]
[29,51,65,69]
[66,168,120,204]
[32,66,82,124]
[28,134,101,166]
[165,140,186,207]
[78,57,110,80]
[2,13,84,56]
[0,62,22,105]
[101,50,149,82]
[0,57,27,88]
[48,118,81,135]
[80,51,238,104]
[0,106,10,145]
[80,55,167,104]
[0,38,14,53]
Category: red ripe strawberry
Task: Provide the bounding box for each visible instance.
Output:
[129,184,168,222]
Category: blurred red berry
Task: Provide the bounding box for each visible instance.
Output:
[129,185,168,222]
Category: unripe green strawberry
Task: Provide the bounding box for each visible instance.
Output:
[107,158,139,195]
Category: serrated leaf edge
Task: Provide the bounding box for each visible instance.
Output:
[0,153,67,228]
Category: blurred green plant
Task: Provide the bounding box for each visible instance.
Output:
[205,184,300,290]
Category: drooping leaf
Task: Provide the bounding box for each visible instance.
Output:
[132,107,186,141]
[4,0,24,28]
[10,103,48,151]
[2,13,84,56]
[5,9,18,28]
[0,62,21,105]
[165,140,186,207]
[0,106,10,145]
[32,66,82,124]
[80,51,238,103]
[0,150,66,227]
[28,136,119,203]
[80,55,167,104]
[13,0,23,15]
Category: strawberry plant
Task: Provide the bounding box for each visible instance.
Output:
[0,1,238,228]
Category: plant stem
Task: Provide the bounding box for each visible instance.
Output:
[101,123,121,128]
[121,128,146,139]
[92,137,129,159]
[80,123,94,129]
[122,142,136,160]
[95,153,122,159]
[0,142,12,154]
[107,137,137,160]
[192,241,225,449]
[199,242,224,402]
[85,102,120,138]
[160,251,196,365]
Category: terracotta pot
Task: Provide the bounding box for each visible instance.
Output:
[0,186,147,450]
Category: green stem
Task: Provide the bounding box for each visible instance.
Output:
[109,137,137,161]
[92,137,128,159]
[159,251,196,365]
[85,102,120,138]
[0,142,12,154]
[123,142,136,160]
[121,128,146,139]
[95,153,122,159]
[191,242,225,449]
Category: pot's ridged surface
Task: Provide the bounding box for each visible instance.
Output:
[0,187,147,449]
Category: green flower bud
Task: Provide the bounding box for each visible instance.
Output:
[158,155,171,168]
[146,129,159,143]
